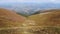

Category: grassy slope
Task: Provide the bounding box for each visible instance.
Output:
[22,9,60,34]
[0,8,26,28]
[28,9,60,27]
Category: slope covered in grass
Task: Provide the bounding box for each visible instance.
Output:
[28,9,60,27]
[0,8,26,34]
[22,9,60,34]
[0,8,26,28]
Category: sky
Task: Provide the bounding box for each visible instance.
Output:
[0,0,60,14]
[0,0,60,3]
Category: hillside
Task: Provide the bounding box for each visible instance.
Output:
[0,8,26,27]
[21,9,60,34]
[28,9,60,26]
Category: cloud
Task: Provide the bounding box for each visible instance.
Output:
[50,0,60,3]
[0,0,60,3]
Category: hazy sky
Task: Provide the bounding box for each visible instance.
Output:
[0,0,60,3]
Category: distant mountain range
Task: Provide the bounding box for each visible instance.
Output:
[0,2,60,15]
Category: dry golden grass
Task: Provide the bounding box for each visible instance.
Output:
[0,8,26,27]
[28,9,60,28]
[0,8,26,34]
[28,9,60,27]
[1,8,60,34]
[22,9,60,34]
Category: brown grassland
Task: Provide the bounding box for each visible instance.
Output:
[0,8,60,34]
[0,8,26,34]
[27,9,60,34]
